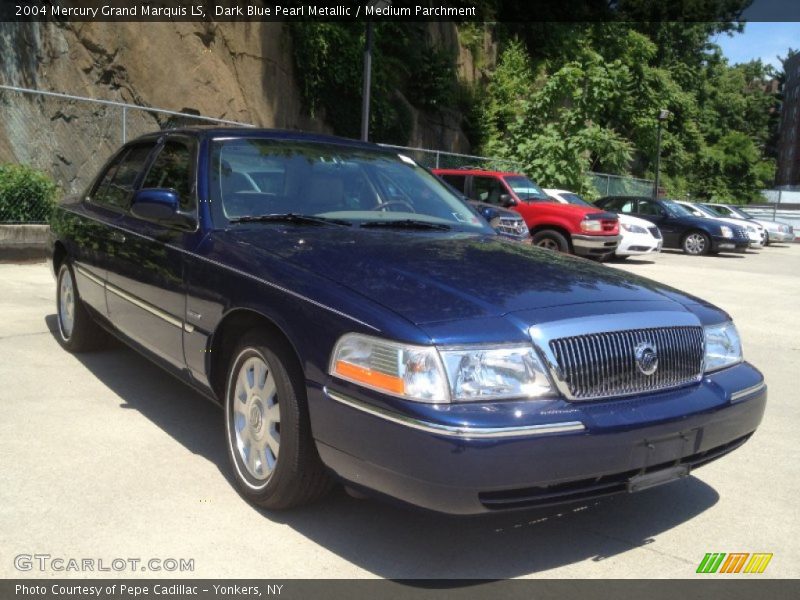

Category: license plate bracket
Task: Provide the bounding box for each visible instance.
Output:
[627,465,690,493]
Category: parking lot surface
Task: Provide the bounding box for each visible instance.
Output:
[1,245,798,579]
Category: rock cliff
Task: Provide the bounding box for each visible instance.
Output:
[0,21,485,194]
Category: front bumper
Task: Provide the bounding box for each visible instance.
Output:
[311,362,766,515]
[767,230,795,242]
[571,234,620,257]
[710,236,749,253]
[616,231,662,256]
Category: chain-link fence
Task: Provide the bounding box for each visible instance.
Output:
[1,84,660,223]
[0,84,252,223]
[378,143,525,172]
[588,172,654,198]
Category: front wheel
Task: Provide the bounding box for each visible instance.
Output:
[531,230,570,253]
[56,261,106,352]
[682,231,710,256]
[224,331,332,509]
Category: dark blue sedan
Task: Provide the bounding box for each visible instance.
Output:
[50,128,766,514]
[595,195,750,255]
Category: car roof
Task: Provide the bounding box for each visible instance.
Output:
[432,168,524,177]
[126,126,385,152]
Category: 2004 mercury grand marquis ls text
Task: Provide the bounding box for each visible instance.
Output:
[50,128,767,514]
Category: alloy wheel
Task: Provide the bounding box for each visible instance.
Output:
[231,354,281,483]
[58,266,76,339]
[684,233,706,255]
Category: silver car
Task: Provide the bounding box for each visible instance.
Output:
[703,203,795,244]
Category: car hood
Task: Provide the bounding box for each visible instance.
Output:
[216,227,706,325]
[669,214,724,230]
[753,218,791,231]
[618,214,656,229]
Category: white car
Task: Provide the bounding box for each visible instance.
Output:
[544,189,662,259]
[702,203,795,244]
[672,200,765,249]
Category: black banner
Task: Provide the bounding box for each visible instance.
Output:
[3,580,800,600]
[3,0,800,23]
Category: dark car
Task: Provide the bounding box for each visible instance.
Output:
[595,196,750,256]
[436,177,529,243]
[468,200,530,242]
[50,129,766,515]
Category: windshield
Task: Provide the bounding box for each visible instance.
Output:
[504,176,549,201]
[731,206,753,219]
[558,192,594,208]
[661,200,693,217]
[686,203,721,218]
[209,138,493,233]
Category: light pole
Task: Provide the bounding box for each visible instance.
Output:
[360,21,374,141]
[653,109,670,199]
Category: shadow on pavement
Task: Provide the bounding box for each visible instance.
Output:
[661,249,745,259]
[46,314,719,579]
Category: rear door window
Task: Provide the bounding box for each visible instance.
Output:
[470,176,506,205]
[440,174,467,193]
[92,143,156,210]
[603,197,636,213]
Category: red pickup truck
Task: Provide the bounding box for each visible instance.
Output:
[433,168,620,259]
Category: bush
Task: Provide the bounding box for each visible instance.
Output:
[0,164,58,223]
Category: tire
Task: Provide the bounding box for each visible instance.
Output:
[55,261,107,352]
[681,231,711,256]
[224,330,332,509]
[532,230,570,253]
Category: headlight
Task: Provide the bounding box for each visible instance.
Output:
[329,335,553,403]
[330,334,448,402]
[439,346,553,401]
[580,218,603,232]
[704,322,743,373]
[621,223,647,234]
[720,226,733,238]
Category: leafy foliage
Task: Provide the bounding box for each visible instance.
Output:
[481,20,778,201]
[289,9,779,203]
[0,163,58,223]
[288,23,460,145]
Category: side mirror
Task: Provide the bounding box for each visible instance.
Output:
[500,193,515,207]
[131,188,195,229]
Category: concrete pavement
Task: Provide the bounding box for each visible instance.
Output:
[0,245,798,579]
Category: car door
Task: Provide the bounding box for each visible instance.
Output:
[104,135,199,369]
[633,199,681,247]
[67,149,133,317]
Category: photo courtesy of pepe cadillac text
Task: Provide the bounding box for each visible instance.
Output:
[11,583,275,598]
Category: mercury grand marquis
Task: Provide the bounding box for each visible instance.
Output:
[50,128,767,514]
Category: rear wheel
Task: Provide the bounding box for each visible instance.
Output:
[682,231,710,256]
[55,261,107,352]
[531,230,570,253]
[224,330,332,509]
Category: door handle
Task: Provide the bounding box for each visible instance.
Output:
[110,231,126,243]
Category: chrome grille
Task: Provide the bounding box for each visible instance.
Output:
[732,227,749,241]
[549,326,704,400]
[494,217,526,237]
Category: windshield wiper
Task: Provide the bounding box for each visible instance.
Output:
[229,213,351,227]
[360,219,451,231]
